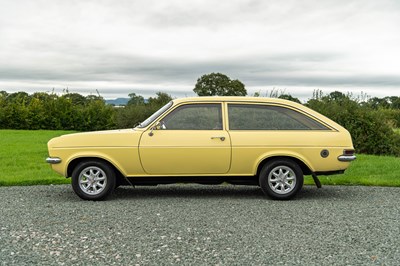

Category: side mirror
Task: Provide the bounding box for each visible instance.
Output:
[148,121,165,136]
[154,122,162,130]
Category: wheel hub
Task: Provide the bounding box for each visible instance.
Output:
[267,165,297,195]
[78,166,107,195]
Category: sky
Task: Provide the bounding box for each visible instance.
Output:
[0,0,399,101]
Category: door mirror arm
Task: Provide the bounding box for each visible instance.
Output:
[149,121,164,136]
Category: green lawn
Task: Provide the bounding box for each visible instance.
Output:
[304,154,400,187]
[0,130,399,187]
[0,130,73,186]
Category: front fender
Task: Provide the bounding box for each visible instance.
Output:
[50,147,145,177]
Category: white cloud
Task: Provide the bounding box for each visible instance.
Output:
[0,0,399,99]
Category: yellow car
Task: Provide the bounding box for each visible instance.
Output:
[46,97,356,200]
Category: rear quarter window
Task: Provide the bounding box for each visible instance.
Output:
[228,104,329,130]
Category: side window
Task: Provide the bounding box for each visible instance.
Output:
[161,104,222,130]
[228,104,329,130]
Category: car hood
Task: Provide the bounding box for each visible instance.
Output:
[48,129,142,148]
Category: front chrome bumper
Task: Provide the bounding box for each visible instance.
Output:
[46,157,62,164]
[337,155,356,162]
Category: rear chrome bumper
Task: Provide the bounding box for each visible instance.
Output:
[46,157,62,164]
[337,155,356,162]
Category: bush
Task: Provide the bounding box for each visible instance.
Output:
[378,109,400,128]
[306,91,400,156]
[0,91,115,131]
[115,92,172,128]
[115,105,156,128]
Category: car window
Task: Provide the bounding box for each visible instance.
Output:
[161,104,222,130]
[228,104,329,130]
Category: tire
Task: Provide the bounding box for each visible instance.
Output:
[259,159,304,200]
[71,160,116,201]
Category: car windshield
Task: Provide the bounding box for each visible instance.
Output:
[136,101,173,128]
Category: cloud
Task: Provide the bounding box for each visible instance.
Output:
[2,51,399,90]
[0,0,399,99]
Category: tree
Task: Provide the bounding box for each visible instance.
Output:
[147,92,172,106]
[389,97,400,109]
[127,93,145,106]
[63,93,87,105]
[278,94,301,103]
[116,92,172,128]
[193,73,247,96]
[0,91,8,98]
[323,91,348,103]
[6,91,31,104]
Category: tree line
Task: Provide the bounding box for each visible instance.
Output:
[0,91,115,131]
[0,90,172,131]
[0,72,399,156]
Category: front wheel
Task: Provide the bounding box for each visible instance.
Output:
[71,160,116,200]
[259,159,303,200]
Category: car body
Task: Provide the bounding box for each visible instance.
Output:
[46,96,356,200]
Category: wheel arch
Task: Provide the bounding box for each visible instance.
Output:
[256,155,313,177]
[67,157,126,184]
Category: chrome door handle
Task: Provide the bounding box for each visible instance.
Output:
[211,136,225,141]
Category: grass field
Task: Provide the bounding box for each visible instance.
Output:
[0,130,399,187]
[0,130,73,186]
[304,154,400,186]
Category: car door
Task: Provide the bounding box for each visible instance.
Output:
[139,103,231,175]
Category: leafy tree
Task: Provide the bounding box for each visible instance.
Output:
[278,94,301,103]
[193,73,247,96]
[0,91,8,98]
[323,91,348,102]
[6,91,31,104]
[147,92,172,106]
[63,93,87,106]
[85,94,104,103]
[127,93,145,106]
[116,105,154,128]
[116,92,172,128]
[83,98,116,130]
[367,97,390,109]
[386,96,400,109]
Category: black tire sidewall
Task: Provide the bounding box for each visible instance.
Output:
[71,160,116,201]
[259,159,304,200]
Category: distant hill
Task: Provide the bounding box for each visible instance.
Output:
[105,98,129,106]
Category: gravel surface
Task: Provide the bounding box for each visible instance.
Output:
[0,184,399,265]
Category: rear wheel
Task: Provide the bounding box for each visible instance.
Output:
[259,159,303,200]
[71,160,116,200]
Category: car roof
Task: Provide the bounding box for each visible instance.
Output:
[173,96,296,105]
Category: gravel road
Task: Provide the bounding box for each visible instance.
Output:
[0,184,399,265]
